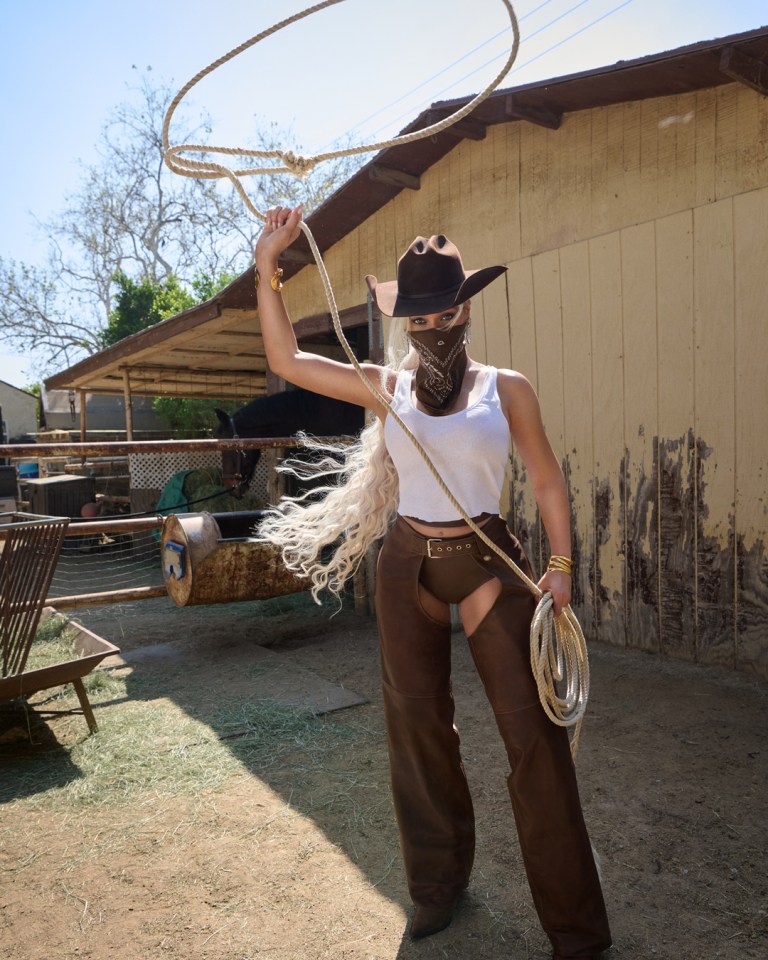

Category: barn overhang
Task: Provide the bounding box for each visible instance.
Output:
[44,24,768,401]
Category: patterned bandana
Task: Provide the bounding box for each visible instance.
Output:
[408,322,469,415]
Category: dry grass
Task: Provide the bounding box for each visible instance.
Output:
[0,660,366,813]
[23,614,79,671]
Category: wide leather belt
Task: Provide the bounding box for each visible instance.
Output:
[421,535,491,560]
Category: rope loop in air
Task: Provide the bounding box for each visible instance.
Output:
[163,0,520,220]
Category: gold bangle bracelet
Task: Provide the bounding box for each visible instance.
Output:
[547,555,573,575]
[255,267,284,292]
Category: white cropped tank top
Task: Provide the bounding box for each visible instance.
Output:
[384,366,510,522]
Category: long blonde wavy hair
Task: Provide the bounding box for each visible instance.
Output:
[256,306,466,603]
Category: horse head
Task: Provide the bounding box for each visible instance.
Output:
[214,389,365,503]
[214,408,260,499]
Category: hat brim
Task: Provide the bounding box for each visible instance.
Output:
[366,264,507,317]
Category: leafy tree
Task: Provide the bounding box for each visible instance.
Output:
[100,272,196,348]
[189,269,240,303]
[100,268,243,437]
[0,72,362,376]
[151,396,234,439]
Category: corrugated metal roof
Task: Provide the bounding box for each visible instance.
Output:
[45,25,768,398]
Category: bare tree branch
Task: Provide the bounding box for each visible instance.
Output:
[1,74,365,376]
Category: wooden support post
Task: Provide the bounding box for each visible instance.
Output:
[122,369,134,441]
[79,389,88,466]
[72,677,98,733]
[79,390,88,442]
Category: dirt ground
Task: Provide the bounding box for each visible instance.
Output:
[1,593,766,960]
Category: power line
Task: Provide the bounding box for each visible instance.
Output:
[349,0,635,146]
[405,0,596,112]
[505,0,635,73]
[335,0,561,142]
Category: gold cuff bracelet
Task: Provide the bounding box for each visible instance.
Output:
[255,267,284,292]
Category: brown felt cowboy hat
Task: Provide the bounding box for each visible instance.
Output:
[365,234,507,317]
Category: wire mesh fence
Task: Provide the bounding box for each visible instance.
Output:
[0,438,355,611]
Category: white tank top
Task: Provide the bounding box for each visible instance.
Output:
[384,366,510,522]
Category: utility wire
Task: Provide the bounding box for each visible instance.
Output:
[330,0,560,145]
[343,0,635,146]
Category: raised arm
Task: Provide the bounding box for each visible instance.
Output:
[255,205,389,417]
[498,370,572,615]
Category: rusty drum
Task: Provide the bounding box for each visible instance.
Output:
[161,512,307,607]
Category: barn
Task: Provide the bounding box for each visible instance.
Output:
[45,26,768,679]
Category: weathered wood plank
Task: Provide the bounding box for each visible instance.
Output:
[637,98,660,227]
[694,88,717,206]
[693,198,736,669]
[530,249,565,576]
[480,261,511,372]
[479,266,512,516]
[734,81,768,192]
[506,258,542,566]
[621,221,659,652]
[589,105,611,238]
[588,232,626,647]
[519,122,556,257]
[552,111,591,250]
[531,250,565,452]
[734,186,768,677]
[619,102,641,227]
[493,123,522,265]
[714,84,741,201]
[662,93,697,213]
[559,240,596,636]
[656,210,697,662]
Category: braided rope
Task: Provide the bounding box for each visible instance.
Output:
[163,0,588,754]
[162,0,520,219]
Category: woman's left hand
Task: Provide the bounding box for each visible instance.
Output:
[537,570,572,617]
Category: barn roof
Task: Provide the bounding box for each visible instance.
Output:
[45,25,768,400]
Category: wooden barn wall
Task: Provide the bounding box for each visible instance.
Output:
[281,82,768,680]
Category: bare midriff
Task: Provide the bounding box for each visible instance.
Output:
[401,513,496,539]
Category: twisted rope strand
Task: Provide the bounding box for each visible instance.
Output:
[163,0,520,218]
[163,0,587,754]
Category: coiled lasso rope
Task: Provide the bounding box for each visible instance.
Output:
[163,0,589,756]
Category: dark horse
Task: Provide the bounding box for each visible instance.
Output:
[214,387,365,498]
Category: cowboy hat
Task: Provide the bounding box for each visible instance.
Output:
[365,234,507,317]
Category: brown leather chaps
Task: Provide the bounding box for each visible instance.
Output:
[375,515,612,959]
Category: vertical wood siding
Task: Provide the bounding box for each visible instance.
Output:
[280,82,768,680]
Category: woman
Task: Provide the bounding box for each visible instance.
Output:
[255,207,612,960]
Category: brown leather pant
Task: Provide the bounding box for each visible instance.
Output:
[375,515,611,958]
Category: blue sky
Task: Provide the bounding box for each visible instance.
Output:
[1,0,766,387]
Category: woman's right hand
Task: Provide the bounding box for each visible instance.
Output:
[255,205,303,266]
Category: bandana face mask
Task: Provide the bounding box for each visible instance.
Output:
[408,320,469,414]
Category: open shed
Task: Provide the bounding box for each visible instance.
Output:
[45,26,768,679]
